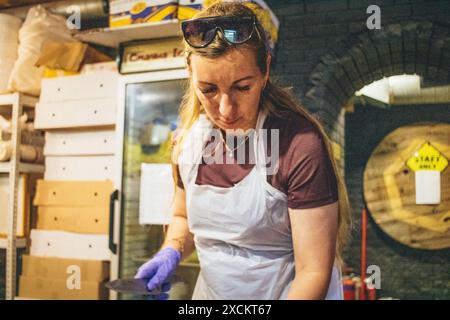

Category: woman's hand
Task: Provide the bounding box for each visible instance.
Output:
[135,247,181,299]
[134,186,195,300]
[287,201,339,299]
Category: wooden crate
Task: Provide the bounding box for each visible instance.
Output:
[363,122,450,250]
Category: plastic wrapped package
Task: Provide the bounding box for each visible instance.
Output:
[0,54,18,91]
[0,14,22,93]
[7,5,74,96]
[36,41,113,76]
[0,114,44,163]
[0,114,29,133]
[0,126,45,147]
[0,114,37,137]
[0,44,18,62]
[0,13,22,43]
[0,141,44,163]
[0,75,11,94]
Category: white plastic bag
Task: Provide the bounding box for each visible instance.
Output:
[0,114,29,133]
[0,141,44,163]
[7,5,74,96]
[0,13,22,43]
[0,14,22,93]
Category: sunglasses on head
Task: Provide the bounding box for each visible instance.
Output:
[181,15,261,48]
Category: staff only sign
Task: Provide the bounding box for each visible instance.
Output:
[406,142,449,204]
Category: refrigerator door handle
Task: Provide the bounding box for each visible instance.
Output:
[109,189,119,254]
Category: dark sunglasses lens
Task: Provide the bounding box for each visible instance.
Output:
[182,19,217,47]
[221,17,254,43]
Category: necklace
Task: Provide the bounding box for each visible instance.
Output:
[221,132,249,158]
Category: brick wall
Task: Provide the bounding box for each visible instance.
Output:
[264,0,450,299]
[267,0,449,151]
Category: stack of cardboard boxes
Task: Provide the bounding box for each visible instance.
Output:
[18,72,118,300]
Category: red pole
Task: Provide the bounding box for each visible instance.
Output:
[360,207,367,300]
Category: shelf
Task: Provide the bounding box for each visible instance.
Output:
[2,90,40,300]
[0,237,28,249]
[0,162,45,174]
[0,93,38,108]
[74,19,182,48]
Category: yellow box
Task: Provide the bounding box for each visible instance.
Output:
[109,0,178,28]
[37,206,109,235]
[43,68,79,79]
[33,180,114,207]
[177,0,204,20]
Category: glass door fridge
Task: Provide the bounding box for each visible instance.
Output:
[112,69,199,299]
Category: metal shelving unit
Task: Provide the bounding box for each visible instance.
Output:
[0,92,42,300]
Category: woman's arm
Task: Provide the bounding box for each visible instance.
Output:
[286,201,339,300]
[160,186,196,261]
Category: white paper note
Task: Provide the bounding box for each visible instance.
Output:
[139,163,174,225]
[415,170,441,205]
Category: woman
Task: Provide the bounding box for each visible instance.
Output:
[135,1,351,300]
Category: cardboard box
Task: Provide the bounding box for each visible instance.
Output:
[109,0,178,28]
[34,180,114,207]
[44,129,116,156]
[19,276,109,300]
[22,255,109,281]
[39,73,118,103]
[44,156,115,181]
[37,206,109,235]
[177,0,204,20]
[36,41,87,73]
[0,174,29,237]
[81,62,118,74]
[30,229,110,261]
[13,296,41,300]
[34,98,116,130]
[43,68,79,79]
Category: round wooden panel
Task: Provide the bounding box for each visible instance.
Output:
[363,122,450,250]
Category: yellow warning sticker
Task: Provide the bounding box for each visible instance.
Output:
[406,142,449,172]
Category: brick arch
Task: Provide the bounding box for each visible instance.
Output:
[298,20,450,170]
[302,20,450,118]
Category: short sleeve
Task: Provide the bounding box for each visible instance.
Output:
[286,128,338,209]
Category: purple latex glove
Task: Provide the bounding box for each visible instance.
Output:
[145,281,172,300]
[135,247,181,292]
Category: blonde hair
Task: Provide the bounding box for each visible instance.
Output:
[172,1,352,261]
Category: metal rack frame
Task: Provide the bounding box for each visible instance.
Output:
[0,92,43,300]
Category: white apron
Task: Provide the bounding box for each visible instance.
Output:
[178,110,343,300]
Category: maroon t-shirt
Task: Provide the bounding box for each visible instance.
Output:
[176,111,338,209]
